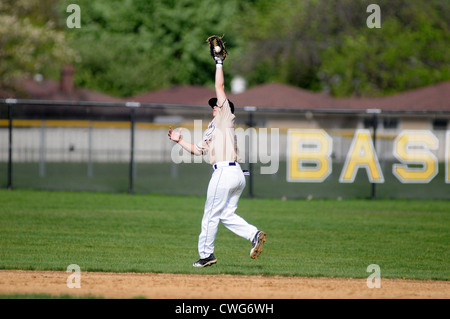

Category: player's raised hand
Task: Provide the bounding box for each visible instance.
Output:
[168,126,182,143]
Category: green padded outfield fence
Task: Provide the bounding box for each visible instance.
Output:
[1,99,449,199]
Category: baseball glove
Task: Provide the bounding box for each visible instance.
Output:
[206,35,228,62]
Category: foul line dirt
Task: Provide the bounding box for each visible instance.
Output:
[0,270,448,299]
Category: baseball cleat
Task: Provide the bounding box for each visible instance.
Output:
[250,231,266,259]
[193,254,217,268]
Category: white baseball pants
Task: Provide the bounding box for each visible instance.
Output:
[198,161,258,259]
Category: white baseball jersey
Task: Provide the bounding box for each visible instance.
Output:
[195,99,240,165]
[196,99,258,259]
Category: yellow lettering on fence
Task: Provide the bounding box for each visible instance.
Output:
[287,129,332,182]
[393,130,438,183]
[339,130,384,183]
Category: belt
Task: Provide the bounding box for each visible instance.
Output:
[212,161,250,175]
[213,161,236,170]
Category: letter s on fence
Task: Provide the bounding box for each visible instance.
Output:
[393,130,439,183]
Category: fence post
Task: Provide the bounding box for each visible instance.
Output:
[244,107,257,198]
[87,121,93,177]
[126,102,140,194]
[367,109,381,200]
[39,121,46,177]
[6,99,16,190]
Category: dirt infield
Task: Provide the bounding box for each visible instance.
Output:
[0,270,448,299]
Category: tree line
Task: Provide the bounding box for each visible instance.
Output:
[1,0,448,98]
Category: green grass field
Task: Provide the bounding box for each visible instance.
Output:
[0,189,448,280]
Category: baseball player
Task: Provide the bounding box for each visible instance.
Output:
[168,36,266,267]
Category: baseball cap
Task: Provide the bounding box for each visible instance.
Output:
[208,97,234,114]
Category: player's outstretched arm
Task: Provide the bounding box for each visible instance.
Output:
[207,35,228,108]
[215,64,227,107]
[168,126,202,156]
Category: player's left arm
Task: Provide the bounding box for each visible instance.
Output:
[168,126,203,156]
[215,64,227,107]
[207,35,229,108]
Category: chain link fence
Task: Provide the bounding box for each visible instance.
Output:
[1,99,449,199]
